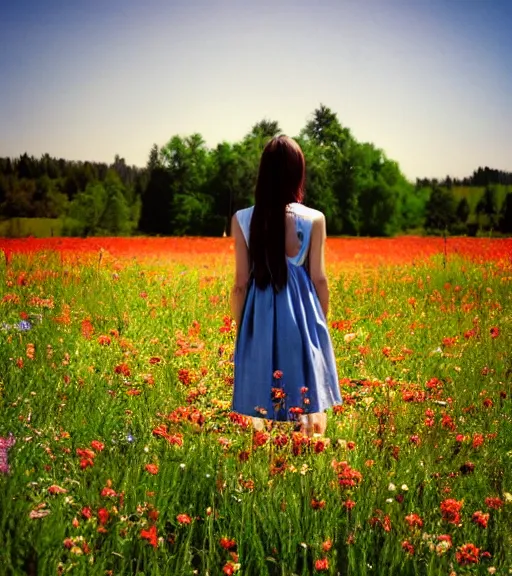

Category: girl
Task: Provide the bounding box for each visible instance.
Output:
[230,135,342,437]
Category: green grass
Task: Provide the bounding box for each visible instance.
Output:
[0,252,511,575]
[0,218,63,238]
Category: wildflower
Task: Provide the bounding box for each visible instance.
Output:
[220,537,237,550]
[273,434,288,448]
[472,510,489,528]
[273,370,283,379]
[141,524,158,548]
[369,510,392,532]
[98,508,109,525]
[322,539,332,552]
[314,558,329,571]
[441,413,456,431]
[456,543,480,565]
[48,485,67,495]
[101,487,117,498]
[402,540,415,555]
[440,498,463,524]
[332,460,363,488]
[97,335,111,346]
[176,513,192,525]
[311,498,326,510]
[114,363,131,377]
[314,438,327,453]
[472,433,484,449]
[343,499,356,510]
[149,357,161,365]
[271,387,286,401]
[222,562,240,575]
[484,497,503,510]
[253,431,269,447]
[91,440,104,452]
[81,507,92,519]
[490,326,499,338]
[405,513,423,529]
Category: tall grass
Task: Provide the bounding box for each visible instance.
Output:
[0,250,511,575]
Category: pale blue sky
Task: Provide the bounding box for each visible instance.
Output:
[1,0,511,179]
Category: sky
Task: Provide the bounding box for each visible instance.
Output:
[1,0,511,180]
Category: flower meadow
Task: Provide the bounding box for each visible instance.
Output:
[0,237,511,576]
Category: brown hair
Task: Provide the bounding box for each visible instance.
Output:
[249,135,305,291]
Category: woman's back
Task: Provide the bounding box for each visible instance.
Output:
[230,135,341,432]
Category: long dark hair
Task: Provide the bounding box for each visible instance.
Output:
[249,135,305,292]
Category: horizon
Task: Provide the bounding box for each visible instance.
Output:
[1,0,511,181]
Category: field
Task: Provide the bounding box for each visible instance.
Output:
[0,237,511,576]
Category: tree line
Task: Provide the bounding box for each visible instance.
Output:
[0,105,511,237]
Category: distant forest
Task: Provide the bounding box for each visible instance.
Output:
[1,105,511,237]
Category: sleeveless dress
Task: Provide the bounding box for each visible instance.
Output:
[232,202,342,421]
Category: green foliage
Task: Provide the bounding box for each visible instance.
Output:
[424,186,458,233]
[1,107,511,237]
[500,192,512,233]
[456,197,470,224]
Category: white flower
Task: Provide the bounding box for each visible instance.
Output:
[401,484,409,491]
[179,463,186,470]
[388,483,396,491]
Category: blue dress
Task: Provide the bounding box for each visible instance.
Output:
[232,203,342,421]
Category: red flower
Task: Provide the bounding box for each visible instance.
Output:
[91,440,104,452]
[343,499,356,510]
[145,463,159,475]
[490,326,499,338]
[485,497,503,510]
[222,563,236,575]
[440,498,463,524]
[141,524,158,548]
[80,457,94,469]
[472,510,489,528]
[81,319,94,339]
[149,357,161,365]
[314,558,329,571]
[401,540,415,555]
[311,498,326,510]
[271,387,286,401]
[97,335,111,346]
[455,543,480,565]
[220,537,237,550]
[98,508,109,525]
[253,431,269,447]
[114,363,131,377]
[48,485,67,495]
[273,434,288,448]
[81,506,93,519]
[405,513,423,529]
[101,487,117,498]
[333,460,363,489]
[472,433,484,449]
[314,439,327,453]
[273,370,283,379]
[176,513,192,525]
[322,539,332,552]
[76,448,95,459]
[441,413,456,431]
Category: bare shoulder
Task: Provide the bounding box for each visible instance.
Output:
[291,203,325,223]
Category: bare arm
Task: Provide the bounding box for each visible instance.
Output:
[308,214,329,318]
[230,214,250,326]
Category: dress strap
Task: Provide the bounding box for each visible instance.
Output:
[235,206,254,246]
